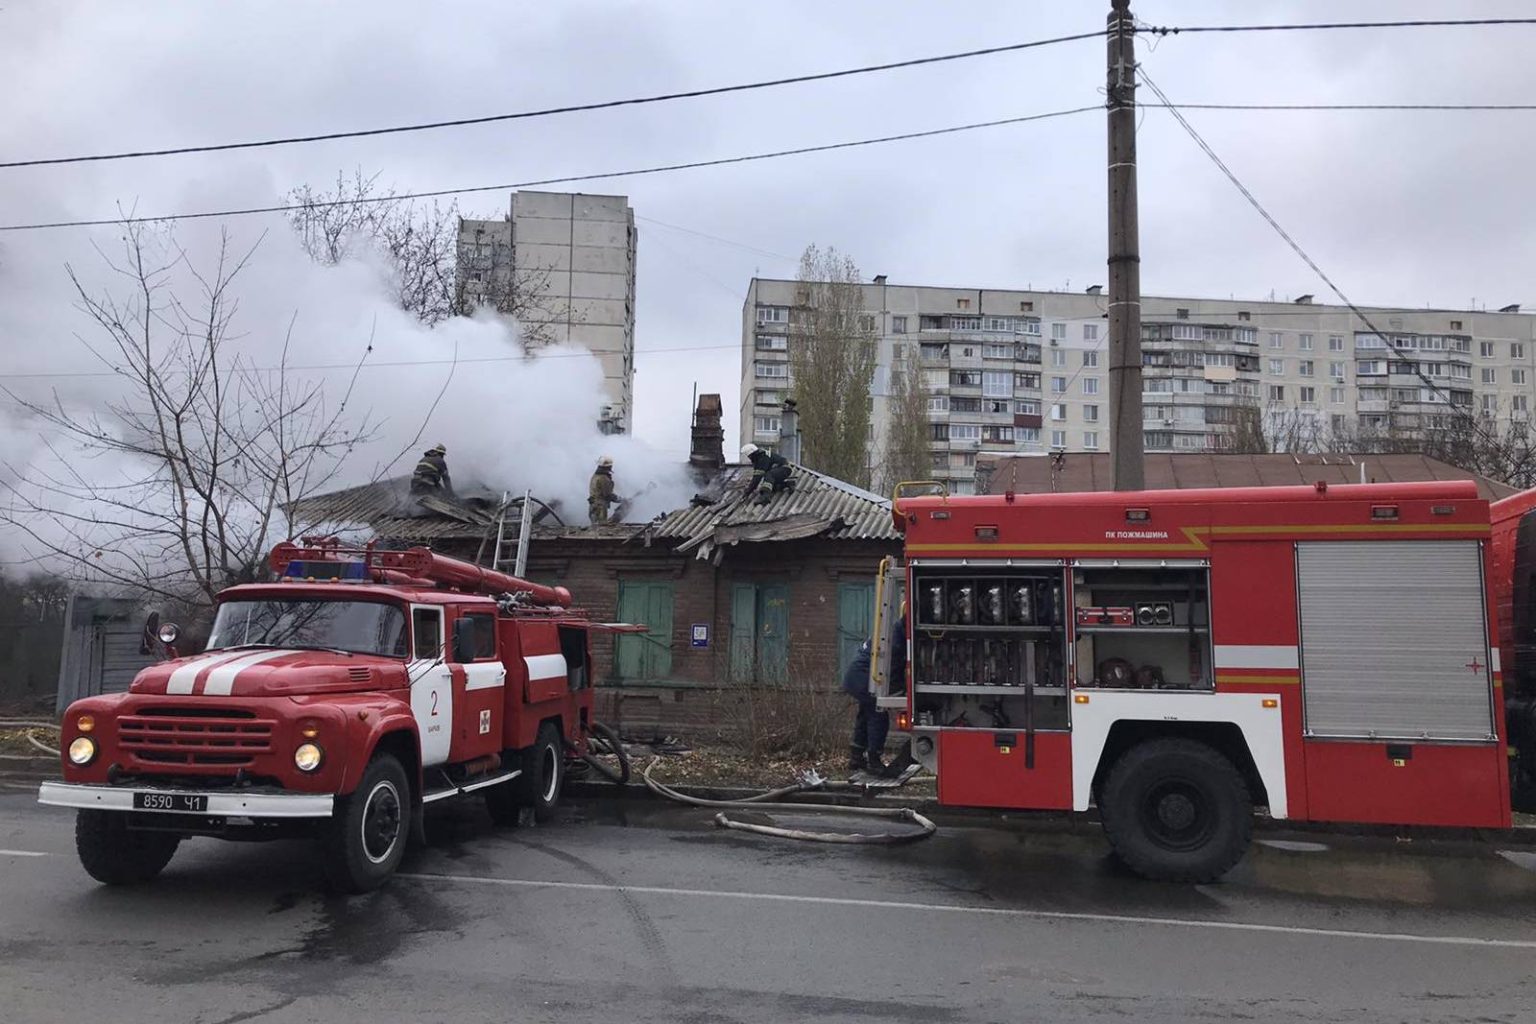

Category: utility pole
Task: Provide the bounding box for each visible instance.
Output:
[1107,0,1144,491]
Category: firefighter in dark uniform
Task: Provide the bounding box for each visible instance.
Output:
[842,638,891,775]
[740,443,793,505]
[589,456,616,525]
[411,444,452,496]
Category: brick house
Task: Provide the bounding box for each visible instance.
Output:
[289,397,901,737]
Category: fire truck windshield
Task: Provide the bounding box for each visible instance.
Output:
[206,600,409,658]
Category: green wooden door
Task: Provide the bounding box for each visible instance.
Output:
[729,584,757,682]
[758,584,790,684]
[615,581,673,680]
[837,581,875,681]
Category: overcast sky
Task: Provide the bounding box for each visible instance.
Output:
[4,0,1536,461]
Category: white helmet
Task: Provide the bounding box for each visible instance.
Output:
[597,455,613,468]
[740,443,760,459]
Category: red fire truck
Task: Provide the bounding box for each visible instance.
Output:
[39,539,628,893]
[1490,489,1536,804]
[869,480,1511,882]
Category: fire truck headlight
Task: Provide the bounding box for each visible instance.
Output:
[293,743,324,773]
[68,736,97,766]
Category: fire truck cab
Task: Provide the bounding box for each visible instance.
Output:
[874,480,1510,882]
[40,540,626,893]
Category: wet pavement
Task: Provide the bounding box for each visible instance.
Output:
[1,792,1534,1023]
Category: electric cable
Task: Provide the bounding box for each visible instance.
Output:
[0,31,1106,171]
[1143,18,1536,36]
[1139,68,1522,464]
[0,106,1100,233]
[641,757,936,844]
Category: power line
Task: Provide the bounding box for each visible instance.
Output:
[1145,102,1536,112]
[634,216,796,262]
[1143,18,1536,36]
[1138,68,1518,460]
[0,31,1106,171]
[0,106,1101,233]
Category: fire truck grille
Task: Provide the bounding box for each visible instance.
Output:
[119,711,277,767]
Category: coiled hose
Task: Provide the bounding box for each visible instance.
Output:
[641,757,936,845]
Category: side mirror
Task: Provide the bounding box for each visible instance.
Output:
[451,618,476,663]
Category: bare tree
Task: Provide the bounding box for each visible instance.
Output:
[789,245,877,487]
[1330,404,1536,489]
[287,171,566,344]
[877,342,932,494]
[1227,400,1270,454]
[0,222,371,613]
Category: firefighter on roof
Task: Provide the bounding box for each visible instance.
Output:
[741,444,793,505]
[589,456,617,525]
[411,444,453,496]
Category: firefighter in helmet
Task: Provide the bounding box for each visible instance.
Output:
[411,444,453,496]
[589,456,617,525]
[741,443,793,505]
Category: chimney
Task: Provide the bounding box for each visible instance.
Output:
[873,274,887,285]
[779,398,801,463]
[689,393,724,472]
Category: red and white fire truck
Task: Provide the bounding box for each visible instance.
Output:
[869,480,1512,882]
[40,539,628,893]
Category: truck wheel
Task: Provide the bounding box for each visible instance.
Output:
[1099,738,1252,883]
[322,753,410,894]
[517,723,564,823]
[75,810,179,885]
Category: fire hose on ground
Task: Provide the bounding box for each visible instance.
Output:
[641,757,937,845]
[0,719,60,759]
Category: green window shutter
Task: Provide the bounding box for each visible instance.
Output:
[615,582,674,680]
[837,581,875,680]
[645,583,674,678]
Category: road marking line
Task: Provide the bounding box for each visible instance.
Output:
[0,849,48,857]
[400,872,1536,950]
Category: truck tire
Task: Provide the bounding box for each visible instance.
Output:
[75,810,179,885]
[322,753,410,894]
[517,723,564,823]
[1099,738,1252,883]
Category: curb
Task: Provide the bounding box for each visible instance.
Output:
[566,778,1536,847]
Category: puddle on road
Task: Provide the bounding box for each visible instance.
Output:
[1497,850,1536,872]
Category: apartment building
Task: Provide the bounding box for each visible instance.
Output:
[740,278,1536,494]
[458,192,637,432]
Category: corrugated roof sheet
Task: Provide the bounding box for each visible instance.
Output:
[288,479,531,542]
[647,464,897,548]
[981,452,1516,501]
[288,464,898,551]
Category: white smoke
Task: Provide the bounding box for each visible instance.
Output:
[0,170,698,569]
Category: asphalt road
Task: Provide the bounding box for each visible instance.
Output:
[2,791,1535,1024]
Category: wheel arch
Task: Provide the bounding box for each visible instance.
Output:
[1092,720,1269,810]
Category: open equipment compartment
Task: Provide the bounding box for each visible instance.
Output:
[1071,560,1213,691]
[910,563,1070,732]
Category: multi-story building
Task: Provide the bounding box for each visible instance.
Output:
[740,278,1536,493]
[459,192,637,432]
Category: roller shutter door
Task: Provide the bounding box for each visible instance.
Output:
[1296,540,1494,741]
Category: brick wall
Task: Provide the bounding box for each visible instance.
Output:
[515,535,899,739]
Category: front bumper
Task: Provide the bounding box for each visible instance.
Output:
[38,781,334,819]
